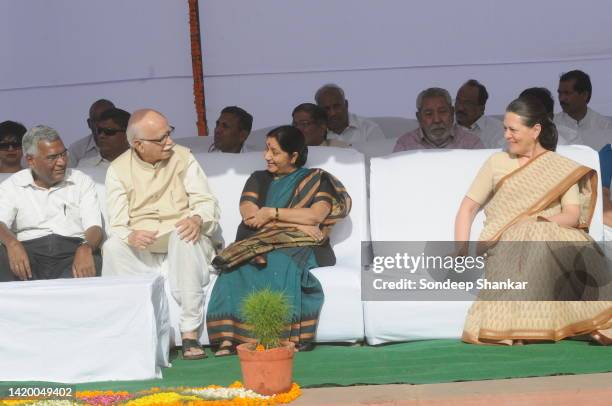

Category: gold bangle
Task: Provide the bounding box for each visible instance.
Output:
[275,207,279,221]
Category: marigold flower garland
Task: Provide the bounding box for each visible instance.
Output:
[1,382,301,405]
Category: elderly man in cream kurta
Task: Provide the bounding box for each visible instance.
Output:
[102,109,220,360]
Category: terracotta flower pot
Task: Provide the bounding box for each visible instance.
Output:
[236,342,295,395]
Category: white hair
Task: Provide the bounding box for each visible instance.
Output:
[22,125,61,156]
[315,83,346,103]
[416,87,452,111]
[125,122,141,146]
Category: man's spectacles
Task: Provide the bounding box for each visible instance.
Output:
[44,149,68,163]
[0,142,22,151]
[96,127,125,136]
[137,126,175,145]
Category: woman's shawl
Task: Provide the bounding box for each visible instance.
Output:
[212,168,351,271]
[480,151,597,242]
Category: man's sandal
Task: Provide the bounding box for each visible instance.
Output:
[182,338,207,360]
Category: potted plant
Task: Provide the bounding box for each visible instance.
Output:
[236,288,295,396]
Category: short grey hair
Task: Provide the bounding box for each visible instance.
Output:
[416,87,452,111]
[22,125,61,156]
[315,83,346,103]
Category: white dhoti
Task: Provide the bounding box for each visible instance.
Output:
[102,230,215,333]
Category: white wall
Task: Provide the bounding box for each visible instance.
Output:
[0,0,197,145]
[2,0,612,145]
[201,0,612,129]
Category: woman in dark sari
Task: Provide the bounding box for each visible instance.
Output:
[206,126,351,356]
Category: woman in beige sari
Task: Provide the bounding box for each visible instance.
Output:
[455,96,612,345]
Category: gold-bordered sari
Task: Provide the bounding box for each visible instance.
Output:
[463,151,612,344]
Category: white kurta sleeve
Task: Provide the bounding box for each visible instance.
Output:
[367,121,386,142]
[105,165,132,242]
[183,154,220,237]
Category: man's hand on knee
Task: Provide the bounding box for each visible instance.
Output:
[72,244,96,278]
[127,230,159,250]
[6,240,31,280]
[176,216,202,244]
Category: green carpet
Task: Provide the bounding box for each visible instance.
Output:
[4,340,611,392]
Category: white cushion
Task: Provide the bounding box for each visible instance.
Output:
[369,116,419,139]
[174,136,214,154]
[364,146,604,344]
[578,129,612,152]
[352,137,401,159]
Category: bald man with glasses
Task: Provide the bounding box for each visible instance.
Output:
[102,109,220,360]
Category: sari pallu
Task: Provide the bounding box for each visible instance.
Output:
[213,168,351,270]
[206,167,351,346]
[463,151,612,345]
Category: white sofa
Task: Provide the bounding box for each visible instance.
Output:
[1,143,606,355]
[363,145,604,345]
[82,146,367,346]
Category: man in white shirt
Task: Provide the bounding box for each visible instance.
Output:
[0,126,104,282]
[68,99,115,167]
[554,70,612,149]
[208,106,253,153]
[455,79,505,148]
[315,83,384,144]
[103,109,220,360]
[77,108,131,168]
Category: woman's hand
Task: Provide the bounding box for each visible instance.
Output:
[246,207,275,229]
[296,224,325,241]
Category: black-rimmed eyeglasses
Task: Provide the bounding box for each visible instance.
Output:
[137,126,175,145]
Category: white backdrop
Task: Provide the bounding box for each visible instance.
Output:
[0,0,195,144]
[2,0,612,145]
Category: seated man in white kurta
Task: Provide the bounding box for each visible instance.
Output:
[102,109,220,360]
